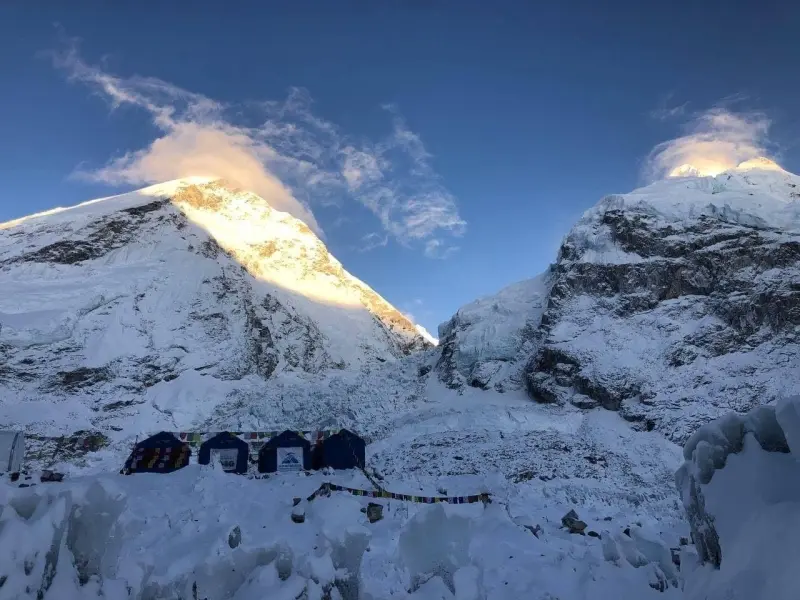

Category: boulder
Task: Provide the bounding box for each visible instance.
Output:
[561,509,587,534]
[291,505,305,524]
[40,470,65,483]
[366,503,383,523]
[228,526,242,549]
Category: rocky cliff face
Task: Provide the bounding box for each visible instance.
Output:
[0,178,429,441]
[439,161,800,443]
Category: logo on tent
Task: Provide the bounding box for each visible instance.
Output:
[277,447,303,472]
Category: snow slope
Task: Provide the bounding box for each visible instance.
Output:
[0,465,686,600]
[0,179,429,443]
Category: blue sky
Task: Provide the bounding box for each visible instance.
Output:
[2,1,799,334]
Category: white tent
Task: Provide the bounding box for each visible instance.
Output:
[0,431,24,473]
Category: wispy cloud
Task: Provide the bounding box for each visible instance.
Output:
[356,232,389,252]
[423,238,459,259]
[645,102,775,180]
[650,104,689,121]
[649,92,689,122]
[339,109,466,249]
[51,40,465,256]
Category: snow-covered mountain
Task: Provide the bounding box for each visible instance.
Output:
[0,178,430,441]
[438,159,800,443]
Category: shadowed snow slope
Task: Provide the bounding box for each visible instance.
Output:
[0,179,429,446]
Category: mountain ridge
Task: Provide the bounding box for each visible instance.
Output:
[0,179,430,444]
[436,162,800,442]
[2,162,798,466]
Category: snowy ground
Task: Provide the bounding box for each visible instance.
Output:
[0,466,687,600]
[2,382,692,600]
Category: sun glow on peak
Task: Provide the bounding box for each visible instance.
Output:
[668,161,731,178]
[667,156,784,179]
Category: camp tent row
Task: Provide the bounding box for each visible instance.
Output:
[122,429,366,475]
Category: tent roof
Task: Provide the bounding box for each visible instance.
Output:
[329,428,363,440]
[260,430,310,448]
[138,431,185,446]
[201,431,248,447]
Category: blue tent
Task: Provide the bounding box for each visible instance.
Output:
[322,429,366,470]
[198,432,249,474]
[122,431,191,474]
[258,430,311,473]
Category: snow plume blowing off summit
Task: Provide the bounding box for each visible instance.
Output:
[52,41,466,257]
[645,106,782,179]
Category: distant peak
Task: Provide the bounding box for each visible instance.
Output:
[668,164,705,178]
[668,156,786,179]
[414,324,439,346]
[735,156,785,173]
[138,176,220,197]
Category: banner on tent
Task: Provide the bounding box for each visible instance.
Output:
[123,445,190,474]
[277,447,304,472]
[210,448,239,471]
[306,482,491,505]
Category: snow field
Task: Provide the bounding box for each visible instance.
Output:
[1,463,686,600]
[1,386,692,600]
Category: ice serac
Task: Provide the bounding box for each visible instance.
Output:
[676,396,800,600]
[435,273,550,391]
[0,179,429,441]
[521,163,800,442]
